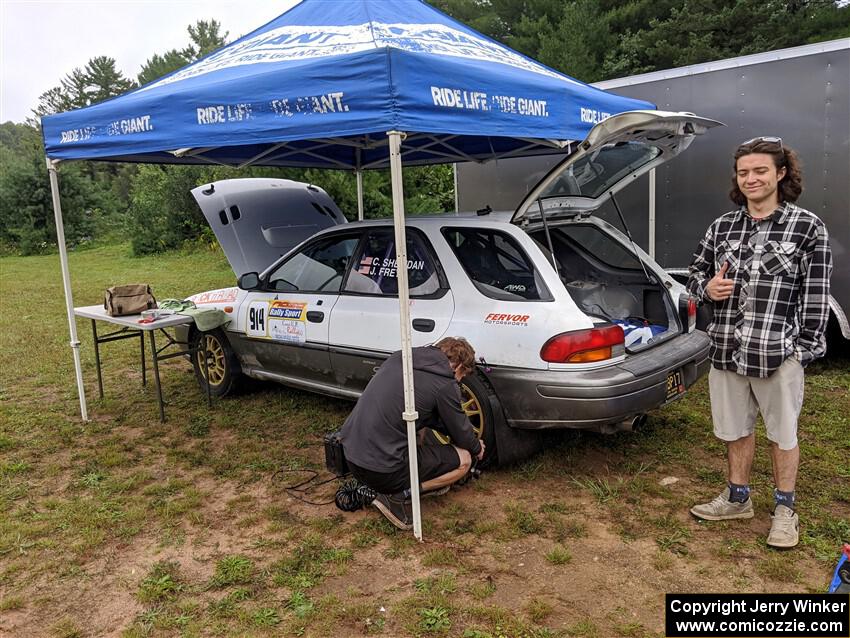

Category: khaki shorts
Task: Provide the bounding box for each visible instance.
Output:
[708,357,804,450]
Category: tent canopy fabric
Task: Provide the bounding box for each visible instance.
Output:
[41,0,653,169]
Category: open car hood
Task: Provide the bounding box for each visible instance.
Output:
[512,110,723,224]
[191,178,347,277]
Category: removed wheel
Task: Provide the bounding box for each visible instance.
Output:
[191,328,241,397]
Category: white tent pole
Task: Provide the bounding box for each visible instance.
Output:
[356,170,364,221]
[46,157,89,422]
[453,163,459,213]
[355,147,364,221]
[387,130,422,541]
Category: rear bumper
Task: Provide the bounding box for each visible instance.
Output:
[486,330,710,430]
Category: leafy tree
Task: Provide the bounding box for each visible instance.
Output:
[137,50,191,86]
[34,57,135,118]
[85,56,136,104]
[137,20,228,86]
[184,20,228,59]
[432,0,850,81]
[0,147,99,254]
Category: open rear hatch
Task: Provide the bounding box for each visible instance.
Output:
[514,110,722,350]
[192,178,347,277]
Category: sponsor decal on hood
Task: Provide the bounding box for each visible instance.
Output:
[190,288,239,304]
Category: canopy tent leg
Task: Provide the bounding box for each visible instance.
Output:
[356,169,364,221]
[387,130,422,541]
[46,157,89,422]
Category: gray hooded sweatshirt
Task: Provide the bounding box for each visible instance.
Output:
[340,346,482,473]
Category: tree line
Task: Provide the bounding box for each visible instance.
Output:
[1,2,847,256]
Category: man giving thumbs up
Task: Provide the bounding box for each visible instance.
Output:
[686,138,832,549]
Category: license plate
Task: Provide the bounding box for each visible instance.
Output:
[665,370,685,402]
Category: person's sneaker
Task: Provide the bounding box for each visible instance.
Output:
[372,493,412,530]
[690,487,754,521]
[767,504,799,548]
[421,485,450,498]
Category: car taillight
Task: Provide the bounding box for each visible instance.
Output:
[540,324,625,364]
[679,294,697,333]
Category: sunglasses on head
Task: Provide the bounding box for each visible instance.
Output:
[742,136,783,150]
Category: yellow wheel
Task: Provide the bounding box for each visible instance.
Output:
[191,328,240,396]
[433,380,486,443]
[430,373,497,466]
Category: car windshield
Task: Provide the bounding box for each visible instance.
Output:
[539,142,661,201]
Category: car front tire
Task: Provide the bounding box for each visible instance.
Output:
[191,328,241,397]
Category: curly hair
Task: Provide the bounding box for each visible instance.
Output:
[434,336,476,378]
[729,139,803,206]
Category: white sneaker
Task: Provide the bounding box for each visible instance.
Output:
[690,487,754,521]
[767,505,799,548]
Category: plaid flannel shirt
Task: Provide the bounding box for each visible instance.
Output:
[687,202,832,378]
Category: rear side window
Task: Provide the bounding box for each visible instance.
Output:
[344,229,444,297]
[551,225,643,271]
[442,227,551,301]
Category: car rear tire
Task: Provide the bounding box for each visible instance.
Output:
[428,371,499,468]
[191,328,241,397]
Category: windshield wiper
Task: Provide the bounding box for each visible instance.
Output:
[609,192,652,284]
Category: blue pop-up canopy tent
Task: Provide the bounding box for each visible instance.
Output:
[42,0,652,539]
[42,0,650,168]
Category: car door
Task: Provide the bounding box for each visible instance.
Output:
[329,227,455,392]
[236,230,362,388]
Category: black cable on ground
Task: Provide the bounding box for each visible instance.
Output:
[272,467,343,506]
[334,479,376,512]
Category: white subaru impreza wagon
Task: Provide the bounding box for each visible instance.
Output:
[178,110,721,465]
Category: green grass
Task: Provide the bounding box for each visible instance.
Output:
[2,243,849,636]
[545,544,573,565]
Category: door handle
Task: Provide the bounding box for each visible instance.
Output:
[306,311,324,323]
[412,318,435,332]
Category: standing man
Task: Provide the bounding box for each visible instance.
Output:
[687,137,832,548]
[340,337,485,530]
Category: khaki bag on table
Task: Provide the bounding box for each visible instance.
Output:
[104,284,157,316]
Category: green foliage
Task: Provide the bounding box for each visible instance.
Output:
[137,561,183,603]
[434,0,850,82]
[271,535,352,589]
[0,143,100,255]
[34,56,135,118]
[544,545,573,565]
[287,591,315,619]
[137,50,191,86]
[210,555,254,587]
[419,606,452,632]
[126,165,213,255]
[138,19,227,86]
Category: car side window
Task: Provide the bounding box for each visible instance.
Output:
[344,229,442,297]
[442,227,550,301]
[267,234,360,293]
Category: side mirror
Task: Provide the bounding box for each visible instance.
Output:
[238,272,261,290]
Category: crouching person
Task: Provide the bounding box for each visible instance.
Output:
[339,337,485,530]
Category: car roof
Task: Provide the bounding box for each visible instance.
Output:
[332,209,515,229]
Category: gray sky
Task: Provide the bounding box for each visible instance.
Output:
[1,0,299,123]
